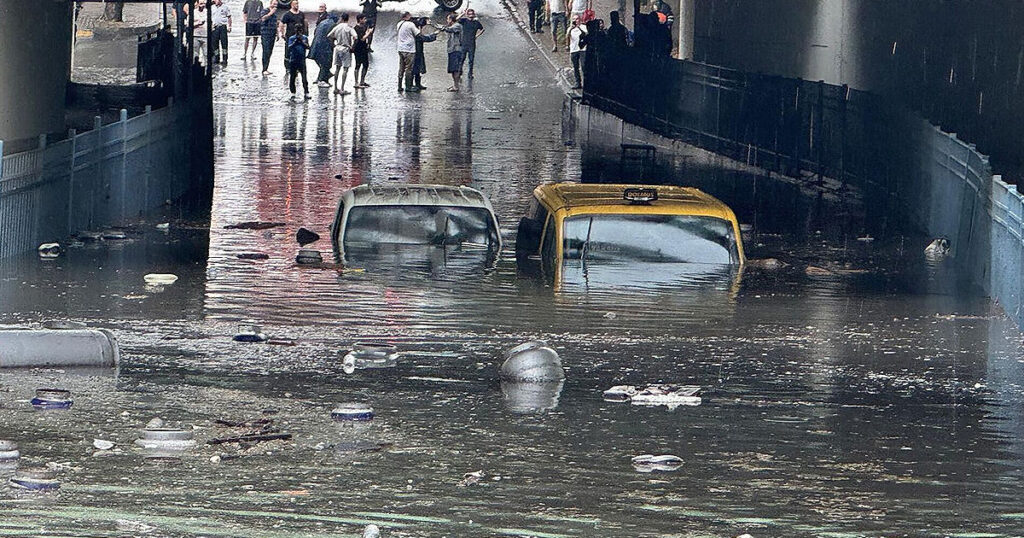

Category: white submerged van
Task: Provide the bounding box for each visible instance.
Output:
[330,184,502,263]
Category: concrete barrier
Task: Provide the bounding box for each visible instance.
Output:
[0,329,120,368]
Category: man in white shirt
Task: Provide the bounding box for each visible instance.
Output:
[210,0,232,64]
[328,13,358,95]
[395,12,420,92]
[567,15,587,89]
[546,0,567,52]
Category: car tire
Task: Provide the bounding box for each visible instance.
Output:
[436,0,463,11]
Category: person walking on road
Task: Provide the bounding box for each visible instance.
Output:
[567,14,587,89]
[310,11,338,86]
[396,12,420,92]
[242,0,264,61]
[527,0,545,33]
[328,13,358,95]
[457,8,484,79]
[210,0,232,64]
[547,0,567,52]
[352,15,374,88]
[286,21,311,100]
[435,13,464,92]
[190,0,208,63]
[258,2,279,75]
[412,17,438,90]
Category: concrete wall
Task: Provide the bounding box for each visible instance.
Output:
[692,0,1024,180]
[0,1,73,144]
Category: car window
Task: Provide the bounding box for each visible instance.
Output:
[562,214,738,265]
[541,213,557,260]
[344,205,499,247]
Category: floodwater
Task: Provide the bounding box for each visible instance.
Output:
[3,2,1024,536]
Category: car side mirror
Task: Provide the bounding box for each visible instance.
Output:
[515,217,542,256]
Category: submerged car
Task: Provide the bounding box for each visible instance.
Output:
[516,183,745,286]
[331,184,502,264]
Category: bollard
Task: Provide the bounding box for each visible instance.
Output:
[0,329,120,368]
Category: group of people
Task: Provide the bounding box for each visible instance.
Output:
[185,1,485,99]
[395,9,483,93]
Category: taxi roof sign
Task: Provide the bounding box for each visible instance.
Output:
[623,187,658,204]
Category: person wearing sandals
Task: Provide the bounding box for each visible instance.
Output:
[434,14,463,92]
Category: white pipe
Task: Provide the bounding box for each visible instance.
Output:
[0,329,120,368]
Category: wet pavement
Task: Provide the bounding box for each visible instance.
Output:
[4,1,1024,536]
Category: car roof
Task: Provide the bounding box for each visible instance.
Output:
[343,184,495,209]
[534,183,737,220]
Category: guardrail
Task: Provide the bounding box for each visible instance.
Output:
[0,97,200,259]
[580,41,1024,327]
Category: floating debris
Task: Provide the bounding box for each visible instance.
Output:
[77,231,103,242]
[856,235,875,242]
[602,385,638,402]
[925,238,951,259]
[93,439,115,451]
[0,440,20,466]
[224,221,286,230]
[296,227,321,246]
[604,385,701,407]
[135,428,195,450]
[9,467,60,491]
[342,343,399,373]
[500,340,564,382]
[267,338,297,346]
[144,274,178,286]
[458,470,485,487]
[804,265,833,276]
[146,418,165,429]
[631,454,683,472]
[233,325,268,343]
[747,258,786,270]
[363,524,381,538]
[155,222,170,231]
[296,248,323,264]
[41,320,87,330]
[31,388,73,410]
[237,253,270,260]
[207,433,292,446]
[101,229,127,240]
[331,403,374,422]
[38,242,61,259]
[603,311,617,320]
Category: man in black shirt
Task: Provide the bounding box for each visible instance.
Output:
[457,8,484,79]
[278,0,305,67]
[606,10,628,48]
[361,0,381,49]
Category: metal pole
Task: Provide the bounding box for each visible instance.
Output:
[207,0,213,72]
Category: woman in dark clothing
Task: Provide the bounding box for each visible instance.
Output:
[258,3,279,75]
[412,18,438,90]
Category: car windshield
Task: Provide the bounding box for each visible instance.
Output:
[562,214,738,265]
[344,205,499,248]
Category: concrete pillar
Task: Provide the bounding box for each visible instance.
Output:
[0,1,73,143]
[677,0,695,59]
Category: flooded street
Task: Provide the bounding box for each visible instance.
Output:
[3,2,1024,536]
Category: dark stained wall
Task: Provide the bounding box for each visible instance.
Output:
[693,0,1024,180]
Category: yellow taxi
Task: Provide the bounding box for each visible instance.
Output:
[516,183,745,285]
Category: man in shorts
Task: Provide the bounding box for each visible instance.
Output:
[328,13,358,95]
[242,0,264,61]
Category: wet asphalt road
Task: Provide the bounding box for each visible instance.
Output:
[3,1,1024,536]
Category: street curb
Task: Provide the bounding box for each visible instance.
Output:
[498,0,573,92]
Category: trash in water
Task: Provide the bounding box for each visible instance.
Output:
[925,238,951,258]
[296,248,323,264]
[207,432,292,445]
[458,470,485,487]
[500,340,564,382]
[747,258,787,270]
[31,388,73,410]
[603,311,617,320]
[0,440,20,466]
[37,243,61,259]
[296,227,321,246]
[856,235,875,242]
[342,343,399,373]
[331,403,374,422]
[804,265,833,276]
[631,454,683,473]
[363,524,381,538]
[224,221,286,230]
[135,428,195,450]
[101,229,127,240]
[233,325,268,343]
[604,384,701,408]
[267,338,297,346]
[602,385,638,402]
[146,417,165,429]
[93,439,115,451]
[155,222,170,231]
[237,253,270,260]
[144,273,178,286]
[9,467,60,491]
[42,320,87,330]
[77,231,103,242]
